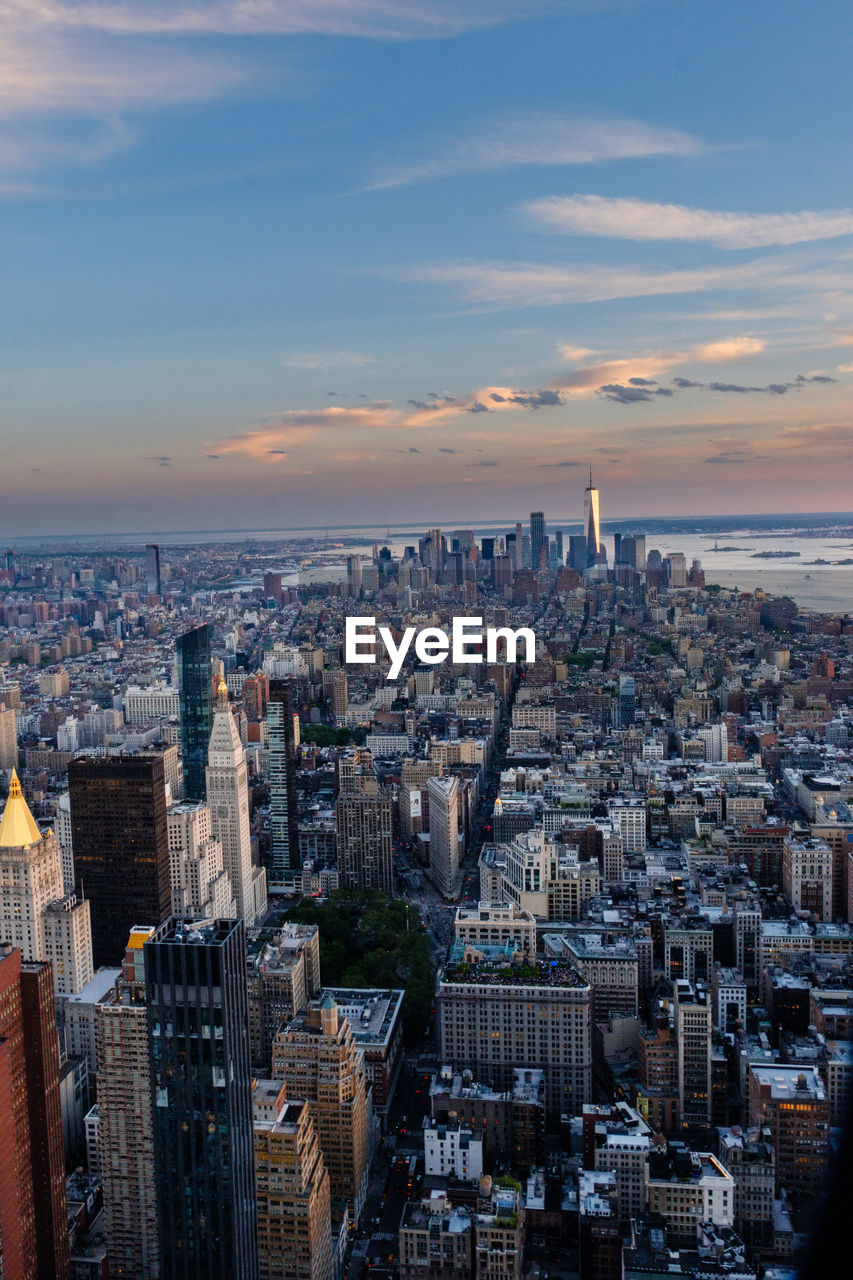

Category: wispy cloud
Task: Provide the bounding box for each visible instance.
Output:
[367,112,708,189]
[8,1,575,40]
[389,251,853,310]
[284,350,377,369]
[523,194,853,249]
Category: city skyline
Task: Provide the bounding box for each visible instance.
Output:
[3,1,853,533]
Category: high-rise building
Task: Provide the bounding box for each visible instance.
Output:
[0,944,71,1280]
[145,543,162,596]
[568,533,588,573]
[427,774,461,898]
[166,801,237,919]
[0,769,93,995]
[177,623,214,802]
[747,1064,830,1203]
[782,833,833,920]
[0,700,18,769]
[69,753,171,968]
[252,1081,333,1280]
[674,980,712,1133]
[263,571,283,604]
[267,679,299,880]
[335,792,393,894]
[272,994,370,1220]
[529,511,546,574]
[207,679,267,925]
[584,470,601,564]
[346,555,362,598]
[145,918,259,1280]
[95,927,160,1280]
[438,955,592,1123]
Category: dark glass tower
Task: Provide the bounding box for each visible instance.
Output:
[267,679,299,880]
[530,511,546,572]
[145,543,162,596]
[145,918,259,1280]
[177,624,214,801]
[68,753,171,968]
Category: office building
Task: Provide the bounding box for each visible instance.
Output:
[782,833,833,920]
[272,994,370,1220]
[530,511,546,573]
[584,470,601,564]
[0,944,71,1280]
[246,923,321,1069]
[748,1064,830,1202]
[267,679,300,879]
[145,543,162,596]
[0,700,18,769]
[674,980,712,1133]
[437,954,591,1122]
[69,753,171,968]
[0,769,93,995]
[177,623,214,801]
[206,678,267,925]
[95,928,160,1280]
[428,774,461,898]
[646,1147,734,1247]
[252,1081,333,1280]
[335,791,393,894]
[145,918,259,1280]
[166,801,236,920]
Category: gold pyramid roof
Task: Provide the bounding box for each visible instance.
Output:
[0,769,43,848]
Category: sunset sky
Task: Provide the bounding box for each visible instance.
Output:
[2,0,853,536]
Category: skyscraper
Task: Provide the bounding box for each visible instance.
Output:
[0,944,71,1280]
[335,792,393,894]
[146,543,162,596]
[530,511,546,573]
[252,1082,333,1280]
[267,679,299,880]
[584,469,601,564]
[207,678,267,924]
[69,753,172,968]
[427,774,460,899]
[0,769,93,995]
[272,994,370,1220]
[177,623,214,802]
[145,918,259,1280]
[95,928,160,1280]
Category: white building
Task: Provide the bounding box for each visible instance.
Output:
[206,679,267,925]
[0,770,93,996]
[166,801,237,920]
[609,799,647,852]
[427,774,461,899]
[423,1119,484,1182]
[124,683,180,725]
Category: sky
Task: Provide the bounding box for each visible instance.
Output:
[2,0,853,536]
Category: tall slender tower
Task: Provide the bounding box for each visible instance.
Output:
[584,468,601,565]
[0,944,71,1280]
[177,624,214,802]
[145,918,259,1280]
[206,678,266,925]
[530,511,546,573]
[267,679,299,881]
[145,544,162,596]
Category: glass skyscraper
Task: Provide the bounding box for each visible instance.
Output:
[145,917,259,1280]
[177,624,213,802]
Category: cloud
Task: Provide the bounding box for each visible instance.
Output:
[542,460,582,467]
[368,112,707,188]
[838,362,853,373]
[704,451,752,464]
[558,344,598,361]
[438,447,460,453]
[597,383,674,403]
[466,401,491,413]
[387,253,853,310]
[15,1,574,40]
[409,446,420,453]
[795,373,837,383]
[471,459,499,467]
[215,404,399,457]
[285,350,377,369]
[523,194,853,249]
[489,387,563,408]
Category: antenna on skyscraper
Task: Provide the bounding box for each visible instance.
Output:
[588,464,593,489]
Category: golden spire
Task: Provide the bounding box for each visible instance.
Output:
[0,768,42,848]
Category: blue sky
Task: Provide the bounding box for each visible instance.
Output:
[2,0,853,535]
